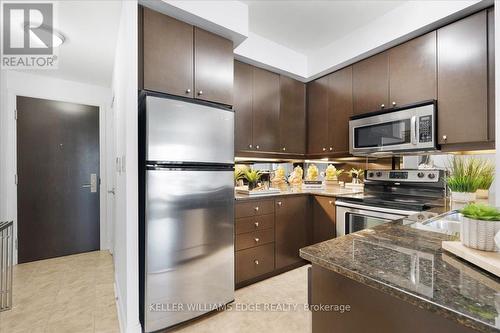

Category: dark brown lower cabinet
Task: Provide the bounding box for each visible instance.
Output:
[275,196,310,270]
[236,244,275,283]
[235,199,276,285]
[235,196,311,287]
[311,265,475,333]
[312,196,336,243]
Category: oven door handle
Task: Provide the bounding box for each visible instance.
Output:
[411,115,417,145]
[335,201,418,216]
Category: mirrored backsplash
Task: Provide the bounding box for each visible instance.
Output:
[236,157,393,183]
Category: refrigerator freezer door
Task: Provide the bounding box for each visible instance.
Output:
[146,96,234,164]
[145,168,234,332]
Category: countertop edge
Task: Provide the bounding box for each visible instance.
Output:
[299,248,499,333]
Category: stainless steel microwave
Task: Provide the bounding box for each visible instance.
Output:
[349,101,437,156]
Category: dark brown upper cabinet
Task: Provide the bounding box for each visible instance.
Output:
[194,28,233,106]
[142,7,194,98]
[275,196,309,270]
[352,52,389,115]
[389,31,437,107]
[307,67,353,155]
[234,61,254,152]
[279,76,306,154]
[437,10,488,145]
[328,67,353,154]
[140,7,233,106]
[252,67,280,152]
[307,76,329,154]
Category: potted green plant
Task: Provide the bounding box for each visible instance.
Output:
[460,203,500,251]
[446,156,483,202]
[234,169,245,186]
[244,169,262,191]
[476,162,494,199]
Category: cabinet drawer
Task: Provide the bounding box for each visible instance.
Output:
[235,214,274,234]
[236,228,274,251]
[235,200,274,218]
[236,244,275,283]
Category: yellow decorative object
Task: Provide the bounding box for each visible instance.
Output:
[325,164,344,181]
[288,165,303,186]
[306,164,319,181]
[271,166,286,185]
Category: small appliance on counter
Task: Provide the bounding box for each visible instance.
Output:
[349,100,437,156]
[336,169,446,236]
[139,92,235,332]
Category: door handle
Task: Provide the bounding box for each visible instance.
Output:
[108,188,115,195]
[410,116,417,145]
[82,174,98,193]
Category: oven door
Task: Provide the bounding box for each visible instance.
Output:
[349,102,436,155]
[336,202,415,236]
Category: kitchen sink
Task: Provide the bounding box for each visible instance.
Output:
[411,210,462,237]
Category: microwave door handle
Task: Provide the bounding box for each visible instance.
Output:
[411,116,417,145]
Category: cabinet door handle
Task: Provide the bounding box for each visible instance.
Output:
[185,89,191,94]
[198,90,203,96]
[277,201,282,207]
[254,260,259,265]
[442,135,447,141]
[254,238,260,243]
[392,101,397,107]
[322,147,326,151]
[254,206,259,211]
[254,222,259,227]
[329,200,334,205]
[248,144,253,149]
[329,147,333,151]
[282,147,286,151]
[380,104,385,109]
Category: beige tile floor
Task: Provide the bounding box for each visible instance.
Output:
[171,265,312,333]
[0,250,119,333]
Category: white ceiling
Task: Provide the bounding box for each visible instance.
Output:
[243,0,406,56]
[25,0,122,87]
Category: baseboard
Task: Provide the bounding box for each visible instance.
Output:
[114,276,126,333]
[114,274,143,333]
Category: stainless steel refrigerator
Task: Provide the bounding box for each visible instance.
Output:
[141,95,235,332]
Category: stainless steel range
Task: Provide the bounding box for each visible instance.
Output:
[336,169,446,236]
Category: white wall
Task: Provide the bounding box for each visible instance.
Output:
[0,70,112,262]
[307,0,485,79]
[110,1,140,332]
[234,32,308,80]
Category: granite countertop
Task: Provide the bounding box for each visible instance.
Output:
[234,186,364,200]
[300,209,500,333]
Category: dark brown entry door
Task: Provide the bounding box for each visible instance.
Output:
[17,96,100,263]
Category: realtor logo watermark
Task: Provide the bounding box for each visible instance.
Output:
[1,2,58,69]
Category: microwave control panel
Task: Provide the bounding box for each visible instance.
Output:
[418,115,433,143]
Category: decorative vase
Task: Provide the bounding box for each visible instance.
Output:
[451,191,476,203]
[476,189,489,199]
[461,217,500,251]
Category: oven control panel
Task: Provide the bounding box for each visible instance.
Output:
[366,170,441,182]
